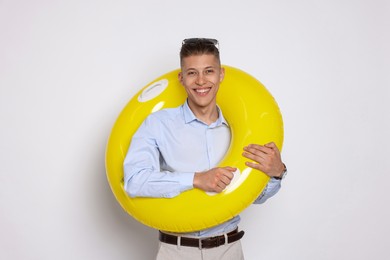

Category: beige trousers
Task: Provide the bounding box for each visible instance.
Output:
[155,240,245,260]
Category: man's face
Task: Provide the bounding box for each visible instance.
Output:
[179,54,224,111]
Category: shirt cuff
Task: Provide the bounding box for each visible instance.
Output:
[179,172,195,192]
[253,177,281,204]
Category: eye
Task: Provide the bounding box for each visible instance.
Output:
[205,69,215,74]
[187,71,197,76]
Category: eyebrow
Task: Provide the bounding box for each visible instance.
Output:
[185,66,217,72]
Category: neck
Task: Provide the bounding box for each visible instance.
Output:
[188,101,219,125]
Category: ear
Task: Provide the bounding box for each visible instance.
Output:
[219,67,225,82]
[178,71,183,85]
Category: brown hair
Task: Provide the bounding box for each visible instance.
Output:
[180,38,220,67]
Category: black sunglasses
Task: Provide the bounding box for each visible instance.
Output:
[182,38,219,49]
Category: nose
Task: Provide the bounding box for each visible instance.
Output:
[196,74,206,85]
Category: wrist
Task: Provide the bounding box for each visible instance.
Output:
[274,163,287,180]
[193,172,202,189]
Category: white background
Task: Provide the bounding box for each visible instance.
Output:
[1,0,389,259]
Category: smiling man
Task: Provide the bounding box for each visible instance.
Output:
[123,38,287,260]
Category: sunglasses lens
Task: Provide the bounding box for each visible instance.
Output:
[182,38,219,48]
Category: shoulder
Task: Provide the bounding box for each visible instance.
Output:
[150,106,182,119]
[145,106,183,125]
[138,106,183,138]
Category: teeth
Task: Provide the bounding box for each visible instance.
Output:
[196,88,210,93]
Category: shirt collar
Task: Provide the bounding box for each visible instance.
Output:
[182,99,229,126]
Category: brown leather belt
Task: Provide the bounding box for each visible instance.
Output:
[159,228,245,249]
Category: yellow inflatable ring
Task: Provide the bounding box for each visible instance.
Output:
[106,65,283,232]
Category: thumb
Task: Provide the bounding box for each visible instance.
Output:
[224,166,237,172]
[265,142,277,149]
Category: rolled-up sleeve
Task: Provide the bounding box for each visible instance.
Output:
[253,178,281,204]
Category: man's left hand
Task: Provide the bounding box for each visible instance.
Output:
[242,142,285,178]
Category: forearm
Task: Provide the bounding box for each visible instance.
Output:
[124,166,194,198]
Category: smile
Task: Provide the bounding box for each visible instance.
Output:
[194,88,211,95]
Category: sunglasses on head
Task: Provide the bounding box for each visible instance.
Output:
[182,38,219,49]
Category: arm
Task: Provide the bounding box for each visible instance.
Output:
[242,142,286,204]
[123,116,194,198]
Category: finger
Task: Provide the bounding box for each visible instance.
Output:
[215,186,224,193]
[265,142,281,153]
[242,150,266,164]
[261,144,280,159]
[244,144,263,151]
[213,179,226,191]
[245,161,264,172]
[244,144,271,155]
[221,169,234,180]
[219,175,232,186]
[264,142,276,148]
[223,166,237,173]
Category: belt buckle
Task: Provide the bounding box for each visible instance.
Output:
[199,235,223,249]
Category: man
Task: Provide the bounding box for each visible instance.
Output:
[123,38,287,260]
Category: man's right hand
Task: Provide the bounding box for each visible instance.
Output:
[193,167,236,193]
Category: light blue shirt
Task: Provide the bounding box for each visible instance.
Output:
[123,100,281,237]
